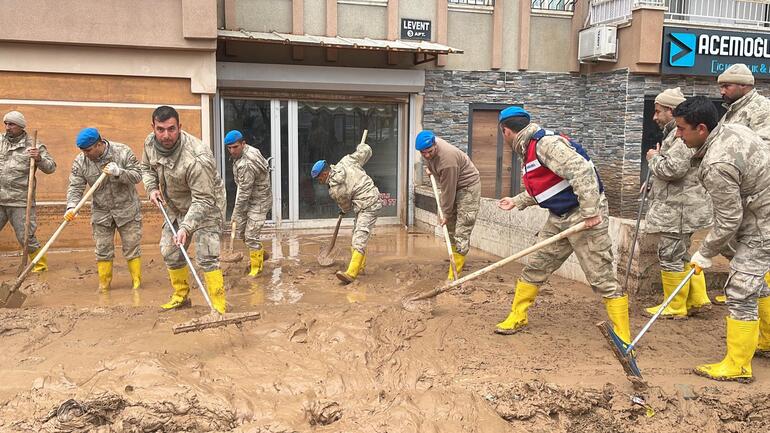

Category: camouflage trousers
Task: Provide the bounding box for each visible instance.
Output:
[657,232,693,272]
[160,222,221,272]
[93,219,142,262]
[239,214,266,250]
[0,205,41,251]
[521,199,622,298]
[447,181,481,256]
[723,237,770,321]
[351,203,381,254]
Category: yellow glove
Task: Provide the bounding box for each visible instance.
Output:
[64,208,77,222]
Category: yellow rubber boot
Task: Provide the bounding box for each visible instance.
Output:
[29,248,47,273]
[160,266,191,310]
[248,249,265,277]
[97,261,113,293]
[644,270,690,319]
[336,248,365,284]
[756,297,770,358]
[448,251,466,281]
[495,280,539,335]
[127,257,141,290]
[694,317,758,383]
[359,253,367,274]
[605,294,632,344]
[714,295,727,305]
[686,270,712,315]
[204,269,227,314]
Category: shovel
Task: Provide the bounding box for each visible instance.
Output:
[157,202,261,334]
[403,221,587,310]
[18,130,38,275]
[1,172,109,308]
[317,212,343,267]
[429,173,458,279]
[221,188,244,263]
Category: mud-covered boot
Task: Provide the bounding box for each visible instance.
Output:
[336,248,364,284]
[448,249,466,281]
[605,294,632,344]
[644,270,690,319]
[714,295,727,305]
[204,269,226,314]
[756,297,770,358]
[127,257,141,290]
[694,317,758,383]
[686,269,711,315]
[248,249,265,277]
[160,266,191,310]
[97,260,113,293]
[495,280,539,335]
[29,247,48,273]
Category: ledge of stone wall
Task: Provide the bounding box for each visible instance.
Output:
[414,185,726,297]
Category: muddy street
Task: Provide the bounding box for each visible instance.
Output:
[0,227,768,432]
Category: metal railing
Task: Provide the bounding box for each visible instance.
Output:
[665,0,770,29]
[590,0,664,25]
[448,0,495,5]
[532,0,576,12]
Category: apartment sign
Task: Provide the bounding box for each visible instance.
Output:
[663,26,770,77]
[401,18,431,41]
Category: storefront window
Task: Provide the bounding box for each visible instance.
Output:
[298,101,399,219]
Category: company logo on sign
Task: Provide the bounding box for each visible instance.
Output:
[669,32,696,67]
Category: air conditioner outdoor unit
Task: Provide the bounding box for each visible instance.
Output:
[578,25,617,62]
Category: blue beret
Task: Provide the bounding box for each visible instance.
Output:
[76,127,101,149]
[224,130,243,146]
[311,160,327,178]
[415,130,436,151]
[498,106,531,123]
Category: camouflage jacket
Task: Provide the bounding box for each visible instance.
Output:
[0,131,56,207]
[693,123,770,258]
[720,89,770,144]
[510,123,602,219]
[232,145,272,223]
[328,142,381,214]
[645,121,713,233]
[67,141,142,227]
[141,131,225,233]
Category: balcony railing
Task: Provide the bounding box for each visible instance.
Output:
[590,0,664,25]
[532,0,576,12]
[665,0,770,29]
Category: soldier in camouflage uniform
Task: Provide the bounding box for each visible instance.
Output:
[493,107,632,349]
[714,63,770,304]
[0,111,56,272]
[415,130,481,280]
[643,88,714,318]
[311,139,382,284]
[65,128,143,292]
[141,106,227,313]
[674,96,770,383]
[224,130,272,277]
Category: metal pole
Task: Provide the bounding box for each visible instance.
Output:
[622,170,652,291]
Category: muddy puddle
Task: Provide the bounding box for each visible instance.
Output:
[0,227,769,432]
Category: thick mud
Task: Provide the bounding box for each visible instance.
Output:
[0,227,768,432]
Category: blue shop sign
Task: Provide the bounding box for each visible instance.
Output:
[662,26,770,77]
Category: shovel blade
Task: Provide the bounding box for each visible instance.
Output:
[173,311,261,334]
[221,251,244,263]
[597,321,645,383]
[0,282,27,309]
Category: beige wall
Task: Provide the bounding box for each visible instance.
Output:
[305,0,327,35]
[237,0,293,33]
[338,4,388,40]
[528,14,573,72]
[400,0,437,29]
[0,0,215,51]
[445,10,494,70]
[501,0,521,71]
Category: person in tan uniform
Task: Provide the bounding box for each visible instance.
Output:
[675,96,770,383]
[141,106,227,313]
[224,130,272,276]
[643,88,713,318]
[311,138,381,284]
[714,63,770,305]
[493,106,632,352]
[0,111,56,272]
[65,127,143,292]
[415,130,481,280]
